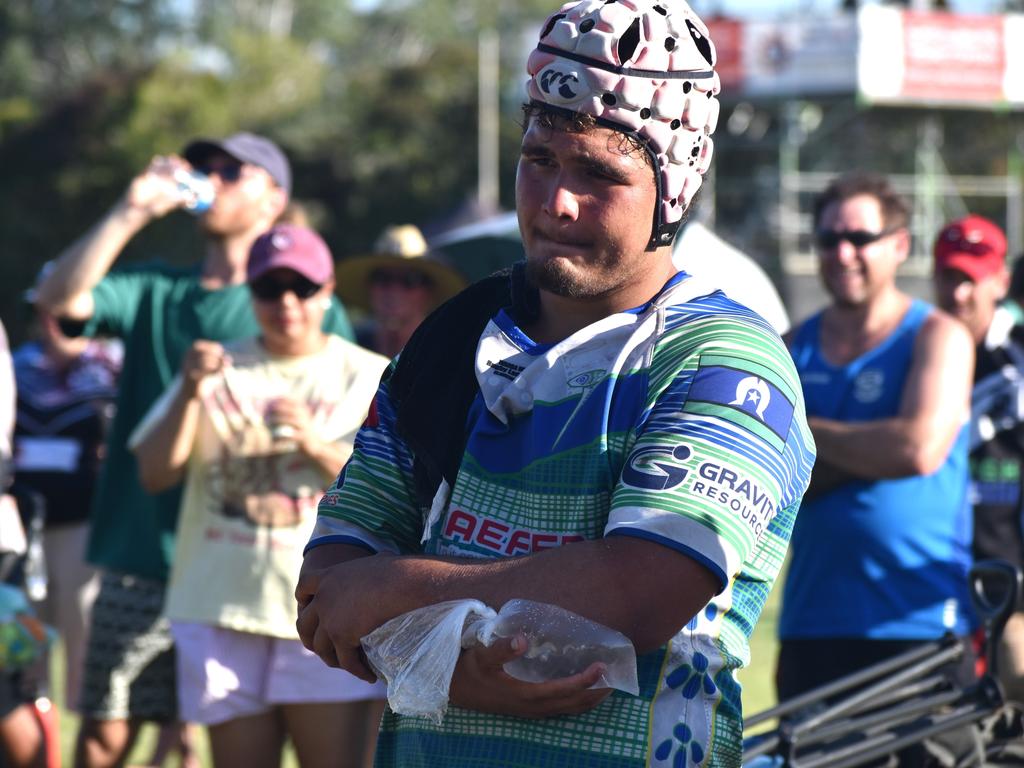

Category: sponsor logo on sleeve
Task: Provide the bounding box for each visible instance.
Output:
[690,459,777,541]
[621,444,778,541]
[622,445,693,490]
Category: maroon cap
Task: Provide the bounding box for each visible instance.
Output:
[933,215,1008,281]
[247,225,334,284]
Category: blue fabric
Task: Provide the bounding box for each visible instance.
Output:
[780,300,975,640]
[686,364,796,442]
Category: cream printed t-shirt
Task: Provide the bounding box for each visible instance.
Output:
[132,334,387,638]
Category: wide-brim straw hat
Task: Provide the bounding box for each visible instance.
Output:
[335,224,468,312]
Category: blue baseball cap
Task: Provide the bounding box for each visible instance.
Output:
[183,132,291,195]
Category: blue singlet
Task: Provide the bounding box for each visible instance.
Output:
[780,299,974,640]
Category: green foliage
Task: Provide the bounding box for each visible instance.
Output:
[0,0,560,344]
[112,32,326,162]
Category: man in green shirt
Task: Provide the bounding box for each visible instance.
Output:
[36,132,353,768]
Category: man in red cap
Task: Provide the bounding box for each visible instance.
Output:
[934,215,1011,346]
[933,214,1024,703]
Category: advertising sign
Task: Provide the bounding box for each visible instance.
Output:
[704,7,1023,108]
[858,5,1024,107]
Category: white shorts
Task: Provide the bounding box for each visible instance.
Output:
[171,622,386,725]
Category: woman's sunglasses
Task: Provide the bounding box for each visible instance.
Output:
[249,275,322,302]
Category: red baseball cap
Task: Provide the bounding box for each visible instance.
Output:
[247,224,334,285]
[933,215,1007,281]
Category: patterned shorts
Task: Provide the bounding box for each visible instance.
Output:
[77,571,177,722]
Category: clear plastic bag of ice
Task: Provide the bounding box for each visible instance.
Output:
[360,598,638,724]
[469,599,638,696]
[361,599,494,724]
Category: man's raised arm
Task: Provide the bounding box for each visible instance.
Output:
[37,156,187,319]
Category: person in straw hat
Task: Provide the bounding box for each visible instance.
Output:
[335,224,466,359]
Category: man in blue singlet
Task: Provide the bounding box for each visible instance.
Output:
[778,172,977,700]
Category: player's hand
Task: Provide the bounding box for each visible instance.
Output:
[449,634,613,718]
[181,340,229,398]
[121,154,190,220]
[295,548,385,683]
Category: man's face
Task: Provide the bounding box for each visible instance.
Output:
[815,194,908,308]
[367,269,434,329]
[515,117,657,300]
[194,152,283,237]
[933,266,1008,344]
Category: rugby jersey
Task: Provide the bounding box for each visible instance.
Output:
[310,272,815,768]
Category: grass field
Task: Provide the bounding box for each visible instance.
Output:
[744,578,784,724]
[47,588,784,766]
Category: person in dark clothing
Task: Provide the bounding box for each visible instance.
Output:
[933,214,1024,702]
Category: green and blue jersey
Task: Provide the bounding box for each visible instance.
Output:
[311,273,815,767]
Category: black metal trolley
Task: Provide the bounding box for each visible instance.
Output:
[743,560,1024,768]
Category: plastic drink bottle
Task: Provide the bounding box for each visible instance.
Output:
[173,169,215,214]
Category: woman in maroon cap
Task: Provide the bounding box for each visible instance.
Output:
[131,225,388,768]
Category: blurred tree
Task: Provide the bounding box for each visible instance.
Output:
[0,0,178,105]
[0,0,561,341]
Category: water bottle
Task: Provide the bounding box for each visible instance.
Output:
[172,168,216,214]
[24,511,47,602]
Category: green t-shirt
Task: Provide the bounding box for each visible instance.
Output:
[84,264,354,581]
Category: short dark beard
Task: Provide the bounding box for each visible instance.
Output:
[524,251,650,301]
[525,258,589,298]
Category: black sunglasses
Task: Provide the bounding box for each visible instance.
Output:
[197,163,245,183]
[815,228,899,250]
[369,269,432,289]
[249,275,322,302]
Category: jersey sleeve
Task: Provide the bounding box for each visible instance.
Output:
[607,315,814,589]
[306,373,425,556]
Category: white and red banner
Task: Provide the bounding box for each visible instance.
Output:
[704,7,1024,108]
[707,15,858,97]
[858,5,1022,107]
